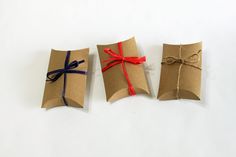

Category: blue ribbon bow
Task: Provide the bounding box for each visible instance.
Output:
[47,51,87,106]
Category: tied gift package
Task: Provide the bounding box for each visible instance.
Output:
[157,42,202,100]
[97,37,150,102]
[42,48,89,109]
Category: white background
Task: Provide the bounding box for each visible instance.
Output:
[0,0,236,157]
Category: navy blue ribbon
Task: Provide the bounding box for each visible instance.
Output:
[47,51,86,106]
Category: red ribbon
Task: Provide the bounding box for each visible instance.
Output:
[102,42,146,95]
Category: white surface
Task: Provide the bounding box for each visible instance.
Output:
[0,0,236,156]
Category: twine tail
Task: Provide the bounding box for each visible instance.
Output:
[176,45,182,99]
[176,64,183,99]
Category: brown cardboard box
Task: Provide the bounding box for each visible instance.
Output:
[97,37,150,102]
[157,42,202,100]
[42,48,89,109]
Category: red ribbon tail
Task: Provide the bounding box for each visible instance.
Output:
[102,60,121,72]
[141,56,146,62]
[128,86,136,96]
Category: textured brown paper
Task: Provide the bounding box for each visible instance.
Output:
[157,42,202,100]
[97,37,150,102]
[42,48,89,109]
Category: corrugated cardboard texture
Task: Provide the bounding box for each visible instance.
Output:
[42,48,89,109]
[97,37,150,102]
[157,42,202,100]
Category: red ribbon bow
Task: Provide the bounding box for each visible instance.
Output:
[102,42,146,95]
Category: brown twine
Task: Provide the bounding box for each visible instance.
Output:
[161,45,202,99]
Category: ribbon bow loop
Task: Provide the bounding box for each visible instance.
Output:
[123,56,146,64]
[104,48,122,59]
[163,56,179,64]
[184,53,200,64]
[67,60,84,69]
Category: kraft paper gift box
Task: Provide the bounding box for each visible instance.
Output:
[97,37,150,102]
[157,42,202,100]
[42,48,89,109]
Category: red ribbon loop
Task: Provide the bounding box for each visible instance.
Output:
[102,42,146,96]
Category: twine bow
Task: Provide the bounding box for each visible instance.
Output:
[161,45,202,99]
[102,42,146,95]
[47,51,87,106]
